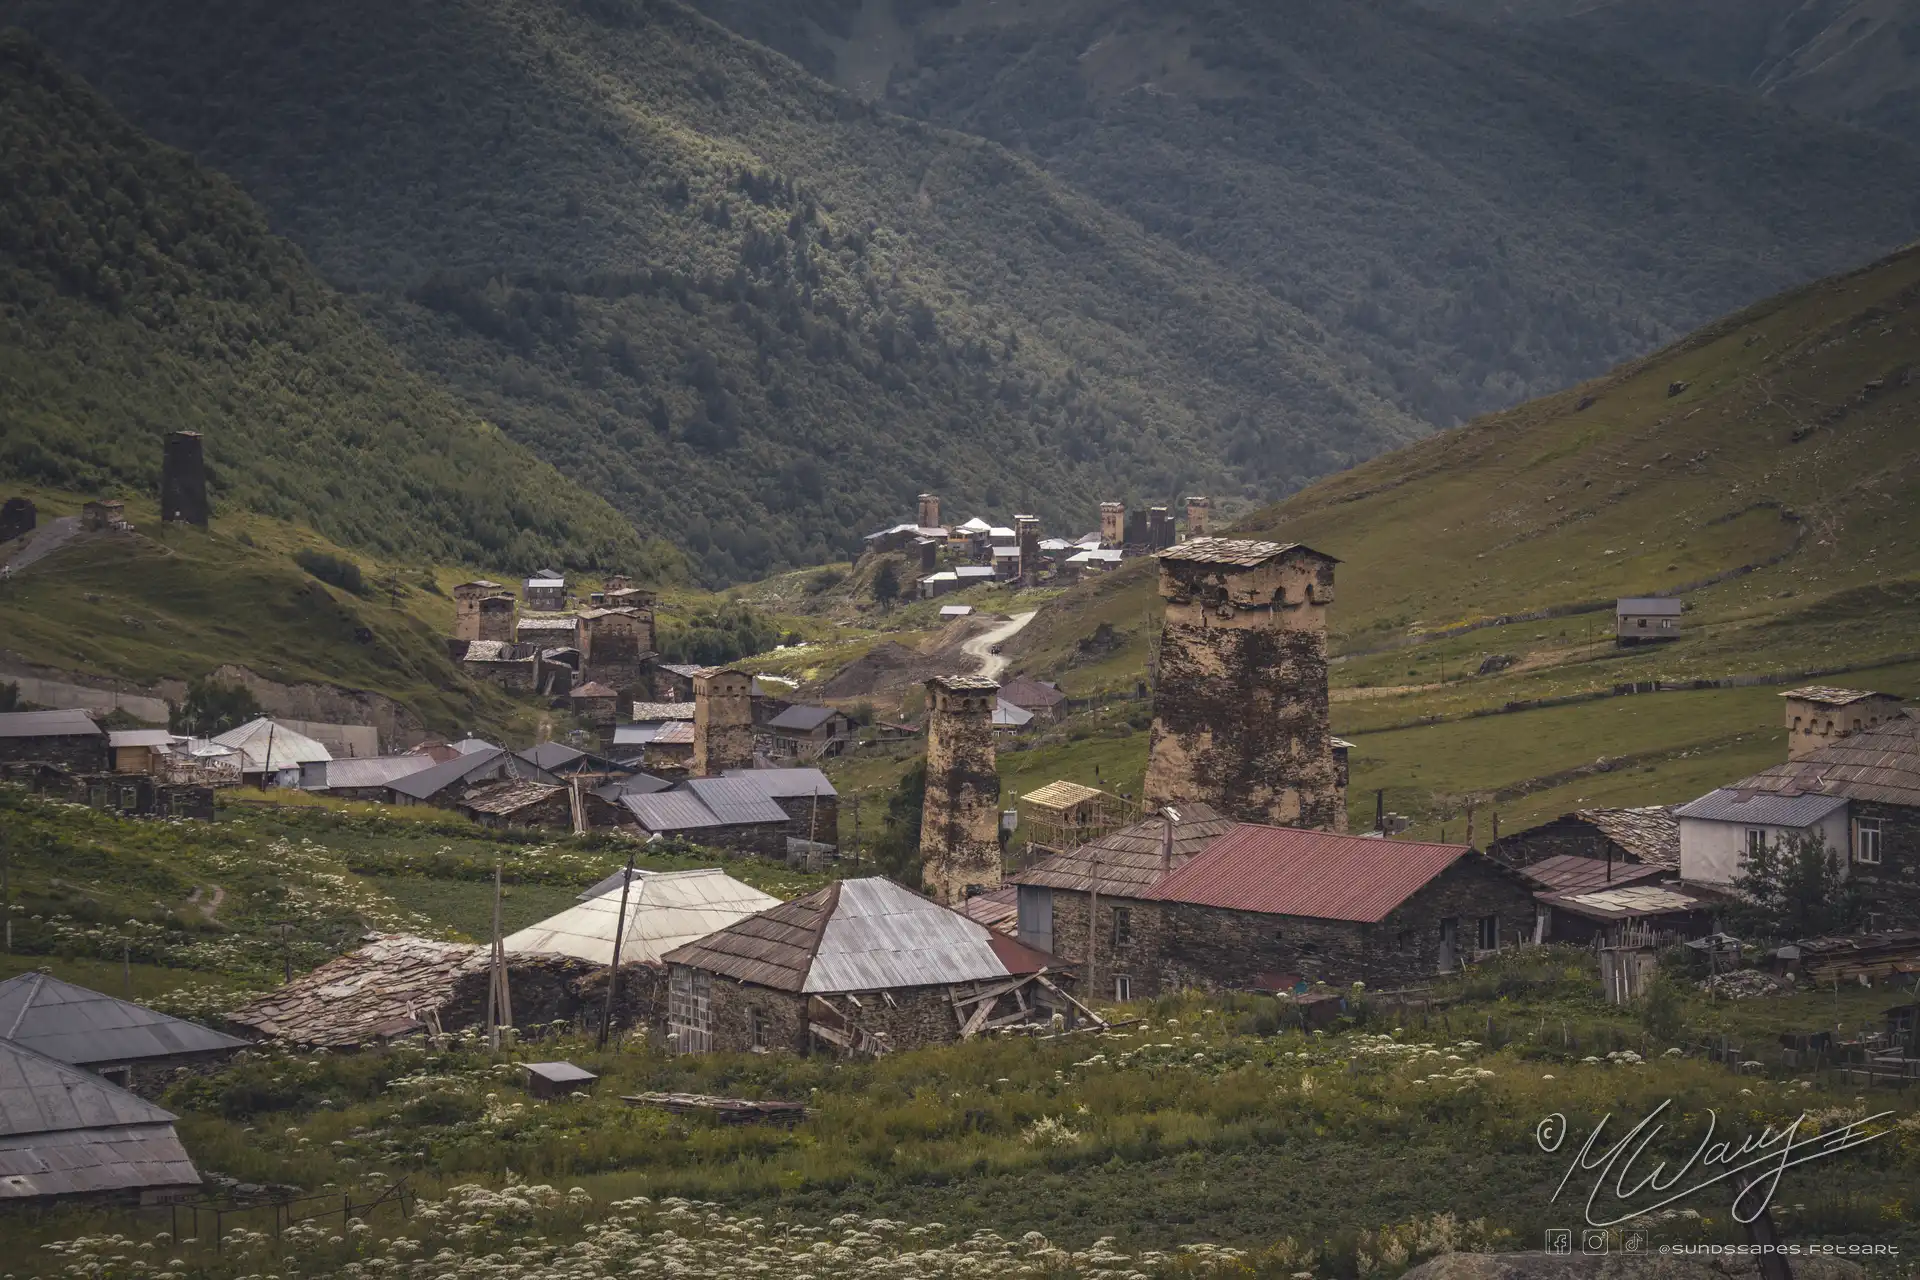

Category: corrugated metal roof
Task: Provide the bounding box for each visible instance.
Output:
[1782,686,1896,707]
[503,869,781,965]
[630,702,696,723]
[722,768,837,800]
[1143,825,1473,922]
[939,605,973,617]
[1673,789,1849,827]
[1519,855,1672,894]
[1616,597,1684,614]
[526,577,565,588]
[1012,803,1235,896]
[684,777,792,825]
[106,729,175,748]
[992,700,1033,727]
[0,710,99,739]
[767,705,841,732]
[388,745,509,800]
[517,742,586,771]
[954,565,996,578]
[991,545,1021,557]
[453,737,498,754]
[662,879,1048,994]
[652,721,695,745]
[0,1120,201,1200]
[0,975,248,1067]
[1160,538,1334,567]
[590,772,672,807]
[623,790,725,831]
[524,1061,596,1085]
[0,1037,177,1137]
[960,885,1018,936]
[211,718,332,770]
[311,755,436,791]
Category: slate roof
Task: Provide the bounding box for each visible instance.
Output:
[722,767,837,800]
[630,702,696,723]
[662,878,1050,994]
[503,868,781,966]
[0,1038,198,1200]
[1143,826,1475,923]
[929,674,1000,693]
[1159,538,1334,567]
[230,935,485,1047]
[0,710,99,739]
[1518,855,1672,894]
[458,779,565,816]
[684,777,792,825]
[569,682,618,699]
[1574,806,1681,866]
[1542,882,1714,922]
[767,704,843,733]
[212,718,332,771]
[1674,789,1850,827]
[1782,686,1896,707]
[1011,803,1236,897]
[0,975,248,1067]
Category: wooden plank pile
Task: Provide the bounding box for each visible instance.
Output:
[622,1092,809,1124]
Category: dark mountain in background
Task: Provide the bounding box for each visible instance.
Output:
[0,31,653,573]
[0,0,1428,583]
[1418,0,1920,145]
[690,0,1920,425]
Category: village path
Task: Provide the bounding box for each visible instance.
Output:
[0,516,80,576]
[961,611,1036,680]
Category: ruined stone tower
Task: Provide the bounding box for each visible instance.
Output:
[453,580,517,643]
[1100,502,1125,549]
[918,492,942,529]
[920,675,1002,905]
[693,667,755,776]
[1015,515,1041,587]
[1145,538,1346,831]
[160,431,208,526]
[1185,496,1210,539]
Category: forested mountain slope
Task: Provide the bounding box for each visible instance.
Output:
[0,33,652,573]
[1421,0,1920,145]
[0,0,1424,583]
[692,0,1920,427]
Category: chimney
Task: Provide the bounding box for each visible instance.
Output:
[160,430,209,526]
[918,492,941,530]
[920,674,1002,905]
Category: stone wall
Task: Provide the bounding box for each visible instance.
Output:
[1851,800,1920,927]
[1145,548,1345,830]
[920,677,1002,905]
[696,975,998,1056]
[0,731,108,772]
[772,794,840,846]
[1041,856,1537,998]
[699,973,811,1054]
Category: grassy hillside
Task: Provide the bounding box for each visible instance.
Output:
[698,0,1920,428]
[991,243,1920,835]
[0,33,656,574]
[0,0,1426,583]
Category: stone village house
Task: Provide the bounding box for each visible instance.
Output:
[1011,808,1537,1000]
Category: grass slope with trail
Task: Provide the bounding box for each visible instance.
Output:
[0,33,652,574]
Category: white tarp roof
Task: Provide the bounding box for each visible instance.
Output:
[503,869,779,966]
[211,718,332,771]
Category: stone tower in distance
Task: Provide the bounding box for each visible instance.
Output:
[1185,496,1210,539]
[692,667,755,776]
[920,674,1002,905]
[1144,538,1346,831]
[160,431,208,526]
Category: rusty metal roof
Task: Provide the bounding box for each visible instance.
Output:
[1143,825,1473,922]
[663,878,1049,994]
[1781,686,1898,707]
[1010,803,1236,897]
[960,885,1018,936]
[1158,538,1336,567]
[1518,855,1671,894]
[0,975,247,1067]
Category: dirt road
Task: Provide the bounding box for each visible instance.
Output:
[0,516,80,575]
[961,611,1036,680]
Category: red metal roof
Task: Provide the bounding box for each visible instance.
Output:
[1143,825,1472,922]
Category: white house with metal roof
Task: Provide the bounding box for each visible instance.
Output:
[1674,789,1851,887]
[210,718,332,785]
[1615,596,1683,644]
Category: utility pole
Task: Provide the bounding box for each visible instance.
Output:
[2,827,11,954]
[598,846,638,1050]
[260,719,276,791]
[486,862,506,1051]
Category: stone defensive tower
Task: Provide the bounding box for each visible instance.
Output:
[1099,502,1125,549]
[1185,496,1210,539]
[920,674,1002,905]
[1144,538,1346,831]
[918,492,942,530]
[693,667,755,776]
[453,580,517,643]
[160,431,209,526]
[1015,515,1041,587]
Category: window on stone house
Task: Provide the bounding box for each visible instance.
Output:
[1476,914,1500,952]
[1111,906,1132,946]
[749,1006,767,1052]
[1856,818,1883,866]
[1396,929,1416,954]
[1113,974,1132,1002]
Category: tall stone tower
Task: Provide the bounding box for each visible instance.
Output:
[920,675,1002,905]
[1099,502,1125,548]
[1015,515,1041,587]
[693,667,755,776]
[918,492,942,529]
[160,431,209,526]
[1144,538,1346,831]
[1185,496,1210,539]
[453,580,517,642]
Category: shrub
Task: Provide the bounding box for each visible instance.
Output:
[294,547,367,595]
